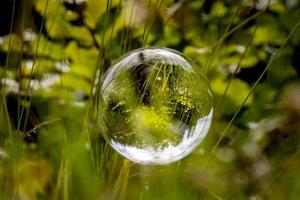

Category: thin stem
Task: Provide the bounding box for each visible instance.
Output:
[18,0,50,132]
[215,0,271,111]
[204,20,300,167]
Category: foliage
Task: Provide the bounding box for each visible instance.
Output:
[0,0,300,199]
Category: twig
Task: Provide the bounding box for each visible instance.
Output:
[24,118,61,137]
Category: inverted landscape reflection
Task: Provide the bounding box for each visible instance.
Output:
[100,48,213,164]
[111,109,213,164]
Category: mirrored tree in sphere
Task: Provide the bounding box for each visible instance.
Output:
[100,48,213,164]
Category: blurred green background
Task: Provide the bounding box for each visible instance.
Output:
[0,0,300,199]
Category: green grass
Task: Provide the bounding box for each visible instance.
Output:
[0,0,300,199]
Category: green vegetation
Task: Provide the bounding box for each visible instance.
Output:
[0,0,300,199]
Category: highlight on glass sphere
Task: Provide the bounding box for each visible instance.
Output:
[99,47,213,165]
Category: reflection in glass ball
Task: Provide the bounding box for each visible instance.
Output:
[100,48,213,165]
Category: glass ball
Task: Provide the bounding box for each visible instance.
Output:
[100,48,213,165]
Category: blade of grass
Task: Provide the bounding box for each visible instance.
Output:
[215,0,271,111]
[17,0,50,133]
[204,0,243,74]
[0,0,16,137]
[203,20,300,167]
[142,0,164,47]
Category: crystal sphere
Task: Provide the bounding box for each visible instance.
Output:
[100,48,213,165]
